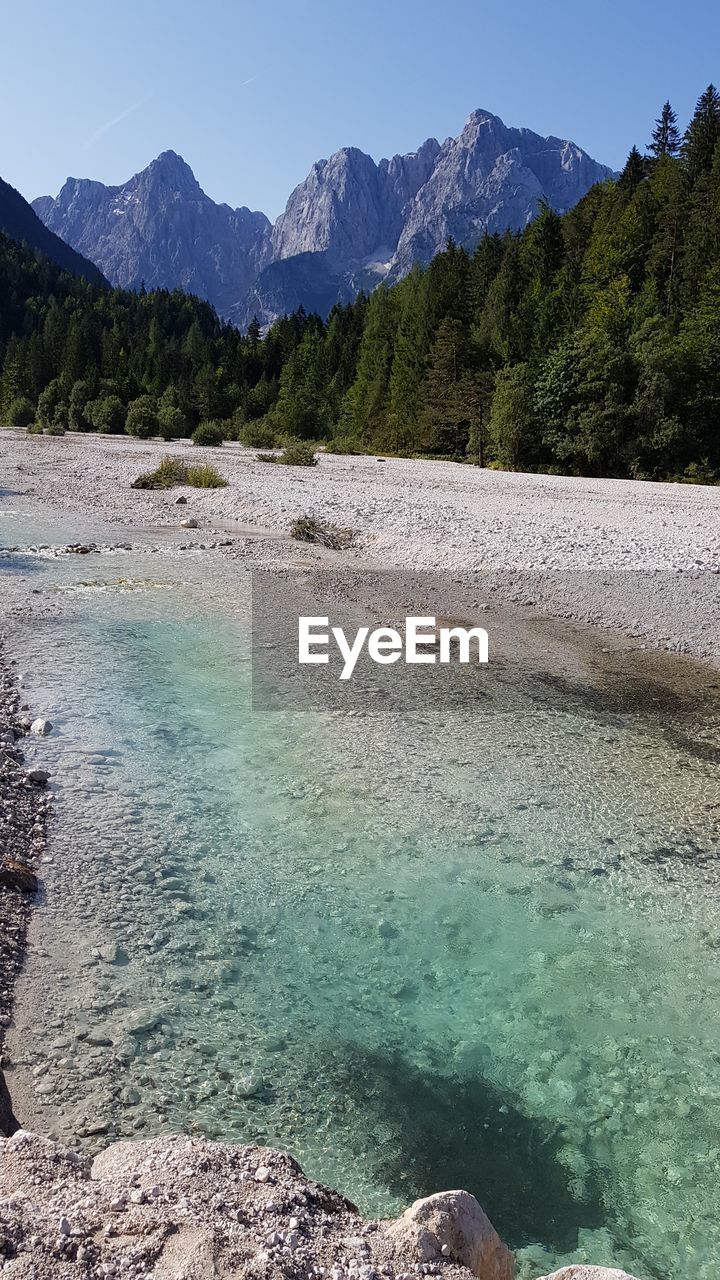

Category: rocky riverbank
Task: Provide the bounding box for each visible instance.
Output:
[0,638,51,1137]
[0,1129,638,1280]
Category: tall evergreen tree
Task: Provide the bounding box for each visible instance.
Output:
[618,146,647,195]
[683,84,720,180]
[416,318,483,456]
[649,101,681,158]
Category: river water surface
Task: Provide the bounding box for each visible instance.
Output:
[2,496,720,1280]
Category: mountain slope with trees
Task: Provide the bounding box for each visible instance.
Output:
[0,177,106,286]
[1,85,719,482]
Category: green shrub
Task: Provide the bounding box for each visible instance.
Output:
[185,464,227,489]
[36,378,68,428]
[126,395,159,439]
[52,402,69,430]
[87,395,126,434]
[277,439,318,467]
[192,420,225,447]
[240,418,278,449]
[326,437,360,455]
[68,380,94,432]
[131,454,228,490]
[158,404,189,441]
[7,396,36,428]
[679,460,719,485]
[45,423,67,436]
[26,421,44,434]
[131,456,187,490]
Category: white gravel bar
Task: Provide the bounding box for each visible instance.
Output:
[2,429,719,663]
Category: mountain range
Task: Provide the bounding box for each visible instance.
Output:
[31,108,614,328]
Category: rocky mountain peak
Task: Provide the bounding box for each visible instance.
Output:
[144,150,201,192]
[32,106,615,328]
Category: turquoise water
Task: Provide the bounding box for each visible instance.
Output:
[3,505,720,1280]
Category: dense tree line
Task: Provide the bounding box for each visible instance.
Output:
[2,84,720,480]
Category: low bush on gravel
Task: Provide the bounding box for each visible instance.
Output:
[325,437,362,455]
[185,464,227,489]
[45,423,67,436]
[259,439,318,467]
[239,419,278,449]
[192,420,225,447]
[131,456,187,489]
[290,517,354,549]
[131,456,227,490]
[26,422,44,434]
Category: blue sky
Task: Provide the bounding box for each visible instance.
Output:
[3,0,718,219]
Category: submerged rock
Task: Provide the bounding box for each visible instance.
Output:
[97,941,130,965]
[30,717,53,736]
[123,1008,164,1036]
[235,1070,264,1099]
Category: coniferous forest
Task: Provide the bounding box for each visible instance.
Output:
[2,87,720,481]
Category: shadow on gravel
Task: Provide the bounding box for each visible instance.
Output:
[327,1042,605,1250]
[530,670,720,765]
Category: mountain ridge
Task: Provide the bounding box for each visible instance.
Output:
[32,108,614,327]
[0,176,106,286]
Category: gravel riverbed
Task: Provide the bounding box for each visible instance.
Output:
[3,429,719,662]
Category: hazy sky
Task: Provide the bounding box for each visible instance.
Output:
[3,0,719,220]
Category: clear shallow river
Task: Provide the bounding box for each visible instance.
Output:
[3,497,720,1280]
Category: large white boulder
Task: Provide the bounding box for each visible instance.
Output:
[385,1189,514,1279]
[535,1268,641,1280]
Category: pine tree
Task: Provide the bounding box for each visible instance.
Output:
[649,102,681,158]
[339,287,398,443]
[387,266,430,451]
[489,363,537,470]
[416,317,477,455]
[683,85,720,180]
[618,147,647,195]
[523,199,565,287]
[247,317,262,351]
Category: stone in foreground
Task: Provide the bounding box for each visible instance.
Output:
[0,857,38,894]
[536,1270,641,1280]
[386,1189,514,1279]
[0,1131,492,1279]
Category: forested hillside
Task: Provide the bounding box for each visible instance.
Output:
[2,87,719,480]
